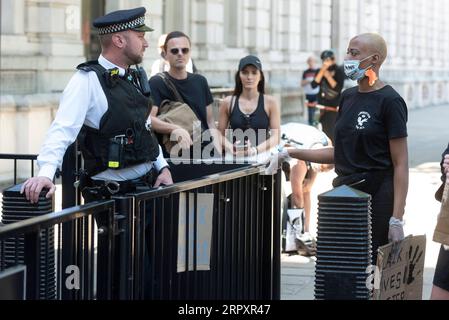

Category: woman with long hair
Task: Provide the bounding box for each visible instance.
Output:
[218,55,280,159]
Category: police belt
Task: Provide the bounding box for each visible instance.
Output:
[89,170,155,196]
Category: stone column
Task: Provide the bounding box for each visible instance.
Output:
[0,0,33,95]
[190,0,229,86]
[30,0,84,93]
[279,0,302,64]
[310,0,332,55]
[331,0,359,62]
[242,0,271,52]
[1,0,85,155]
[359,0,380,34]
[1,0,85,95]
[379,0,398,65]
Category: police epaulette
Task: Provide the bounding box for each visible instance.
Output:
[77,60,101,72]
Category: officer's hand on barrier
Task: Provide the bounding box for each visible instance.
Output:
[21,176,56,204]
[153,168,173,188]
[265,149,290,175]
[171,128,192,150]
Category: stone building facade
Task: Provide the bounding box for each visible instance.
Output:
[1,0,449,161]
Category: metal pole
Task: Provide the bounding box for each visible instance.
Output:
[61,143,78,300]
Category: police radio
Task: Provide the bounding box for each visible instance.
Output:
[135,65,151,97]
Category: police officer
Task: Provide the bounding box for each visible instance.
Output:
[22,7,173,203]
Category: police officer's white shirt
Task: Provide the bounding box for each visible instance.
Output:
[37,55,169,182]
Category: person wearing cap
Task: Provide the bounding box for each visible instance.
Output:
[267,33,409,265]
[217,55,280,161]
[311,50,346,143]
[22,7,173,204]
[149,31,221,158]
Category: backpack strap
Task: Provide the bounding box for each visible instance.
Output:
[157,72,185,103]
[229,95,237,116]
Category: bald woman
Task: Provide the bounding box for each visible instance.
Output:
[267,33,409,264]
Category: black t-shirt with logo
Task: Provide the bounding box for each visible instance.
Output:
[334,85,408,176]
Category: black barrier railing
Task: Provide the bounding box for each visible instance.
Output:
[0,200,116,300]
[1,153,281,300]
[110,162,281,300]
[0,154,38,186]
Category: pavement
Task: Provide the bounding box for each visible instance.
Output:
[281,103,449,300]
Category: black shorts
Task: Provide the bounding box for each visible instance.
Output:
[433,245,449,291]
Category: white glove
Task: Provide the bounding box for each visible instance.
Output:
[264,149,290,175]
[388,223,404,243]
[388,217,405,259]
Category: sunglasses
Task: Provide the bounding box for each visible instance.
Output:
[169,47,190,55]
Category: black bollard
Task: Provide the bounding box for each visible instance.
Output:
[314,185,372,300]
[1,184,55,299]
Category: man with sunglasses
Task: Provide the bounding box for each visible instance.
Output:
[149,31,222,159]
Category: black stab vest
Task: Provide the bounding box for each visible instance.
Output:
[76,61,160,176]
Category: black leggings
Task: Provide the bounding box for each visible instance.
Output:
[370,176,394,265]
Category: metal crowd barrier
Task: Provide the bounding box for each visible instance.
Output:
[0,153,37,185]
[128,162,281,300]
[0,200,116,300]
[0,154,281,300]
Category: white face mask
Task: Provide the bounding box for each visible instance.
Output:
[344,55,374,81]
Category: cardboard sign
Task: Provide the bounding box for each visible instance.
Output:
[177,193,214,273]
[374,235,426,300]
[434,182,449,246]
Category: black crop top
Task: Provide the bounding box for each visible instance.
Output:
[229,94,270,146]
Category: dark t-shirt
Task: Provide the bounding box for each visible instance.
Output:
[334,85,408,176]
[311,65,346,107]
[149,72,214,129]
